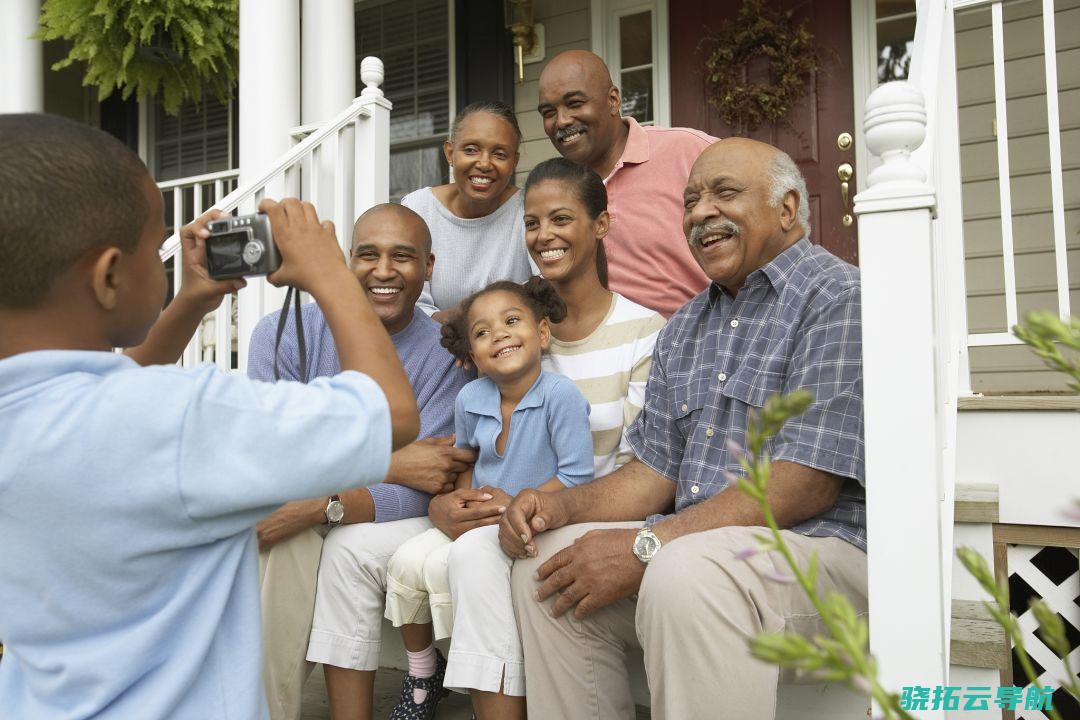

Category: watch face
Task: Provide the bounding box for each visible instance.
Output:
[634,531,661,562]
[326,500,345,523]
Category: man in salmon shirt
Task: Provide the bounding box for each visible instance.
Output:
[537,50,717,317]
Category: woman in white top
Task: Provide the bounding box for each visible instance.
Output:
[402,101,533,322]
[442,158,665,720]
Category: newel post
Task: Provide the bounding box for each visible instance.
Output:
[855,81,948,716]
[354,57,392,220]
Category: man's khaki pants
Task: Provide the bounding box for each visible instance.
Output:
[258,526,329,720]
[510,523,868,720]
[258,517,431,720]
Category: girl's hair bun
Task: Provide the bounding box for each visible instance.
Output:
[439,311,472,362]
[523,276,567,324]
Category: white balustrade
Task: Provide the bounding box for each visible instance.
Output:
[159,57,391,373]
[854,81,949,718]
[952,0,1071,351]
[157,170,240,367]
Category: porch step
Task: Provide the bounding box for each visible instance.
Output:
[955,483,999,523]
[957,395,1080,411]
[951,599,1010,670]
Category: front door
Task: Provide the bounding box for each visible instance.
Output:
[669,0,859,265]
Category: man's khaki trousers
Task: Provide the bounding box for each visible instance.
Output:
[510,523,868,720]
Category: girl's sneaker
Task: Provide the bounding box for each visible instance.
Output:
[388,648,449,720]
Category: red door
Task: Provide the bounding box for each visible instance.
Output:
[669,0,859,265]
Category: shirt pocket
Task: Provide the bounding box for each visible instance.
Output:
[669,371,712,441]
[719,363,785,409]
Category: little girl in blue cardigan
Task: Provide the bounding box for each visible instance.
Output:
[384,277,594,719]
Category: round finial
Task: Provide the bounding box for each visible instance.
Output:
[360,56,384,98]
[863,81,928,188]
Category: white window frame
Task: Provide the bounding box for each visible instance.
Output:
[591,0,671,128]
[137,95,236,181]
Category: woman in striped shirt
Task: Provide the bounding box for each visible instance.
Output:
[524,158,666,477]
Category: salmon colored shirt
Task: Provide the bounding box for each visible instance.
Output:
[603,118,717,317]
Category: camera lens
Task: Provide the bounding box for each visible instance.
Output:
[242,240,265,265]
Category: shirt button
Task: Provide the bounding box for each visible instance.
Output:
[730,319,739,328]
[681,403,688,412]
[691,485,700,494]
[717,372,727,382]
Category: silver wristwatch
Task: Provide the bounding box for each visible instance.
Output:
[324,495,345,525]
[632,527,662,565]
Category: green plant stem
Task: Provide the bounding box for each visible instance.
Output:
[755,495,916,720]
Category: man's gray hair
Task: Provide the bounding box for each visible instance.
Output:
[768,152,811,238]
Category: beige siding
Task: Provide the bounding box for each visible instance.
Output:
[512,0,592,184]
[955,0,1080,393]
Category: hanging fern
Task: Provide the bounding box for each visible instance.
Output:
[35,0,239,115]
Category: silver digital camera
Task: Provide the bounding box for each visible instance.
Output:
[205,212,281,279]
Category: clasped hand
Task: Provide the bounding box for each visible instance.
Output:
[498,490,645,619]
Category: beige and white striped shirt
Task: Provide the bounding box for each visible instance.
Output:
[542,293,666,478]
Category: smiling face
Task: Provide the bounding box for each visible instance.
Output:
[524,179,608,286]
[349,208,433,335]
[681,139,801,294]
[466,289,550,384]
[445,110,520,206]
[537,52,623,172]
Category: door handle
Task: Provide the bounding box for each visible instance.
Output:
[838,162,854,227]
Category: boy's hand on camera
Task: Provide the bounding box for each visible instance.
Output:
[386,436,476,495]
[261,198,345,292]
[178,209,247,312]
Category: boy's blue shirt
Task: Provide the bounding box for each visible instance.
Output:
[0,350,392,720]
[455,370,594,496]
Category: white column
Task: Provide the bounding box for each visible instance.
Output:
[237,0,300,371]
[301,0,355,125]
[301,0,355,240]
[1,0,44,113]
[854,81,947,718]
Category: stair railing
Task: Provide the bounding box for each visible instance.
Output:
[158,56,391,371]
[854,2,958,713]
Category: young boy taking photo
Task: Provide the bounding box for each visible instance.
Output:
[0,113,419,719]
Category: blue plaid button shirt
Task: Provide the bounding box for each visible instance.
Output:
[626,237,867,550]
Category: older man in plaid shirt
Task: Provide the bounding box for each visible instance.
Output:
[500,137,867,720]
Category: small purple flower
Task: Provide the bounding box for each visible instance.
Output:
[1063,502,1080,522]
[725,438,746,458]
[722,469,742,486]
[763,569,795,584]
[735,545,759,561]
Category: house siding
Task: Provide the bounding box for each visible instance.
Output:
[513,0,592,184]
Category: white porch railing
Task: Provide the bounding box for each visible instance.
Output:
[952,0,1072,352]
[158,56,391,372]
[857,2,1077,712]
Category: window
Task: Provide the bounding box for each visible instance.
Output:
[356,0,451,202]
[875,0,916,84]
[595,0,670,127]
[151,96,234,182]
[617,11,654,124]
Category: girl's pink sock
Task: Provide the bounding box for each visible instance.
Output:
[406,644,437,704]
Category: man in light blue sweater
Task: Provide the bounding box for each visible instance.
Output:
[248,204,474,720]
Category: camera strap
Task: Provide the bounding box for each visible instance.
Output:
[273,286,308,383]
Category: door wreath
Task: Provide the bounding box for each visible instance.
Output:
[703,0,820,135]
